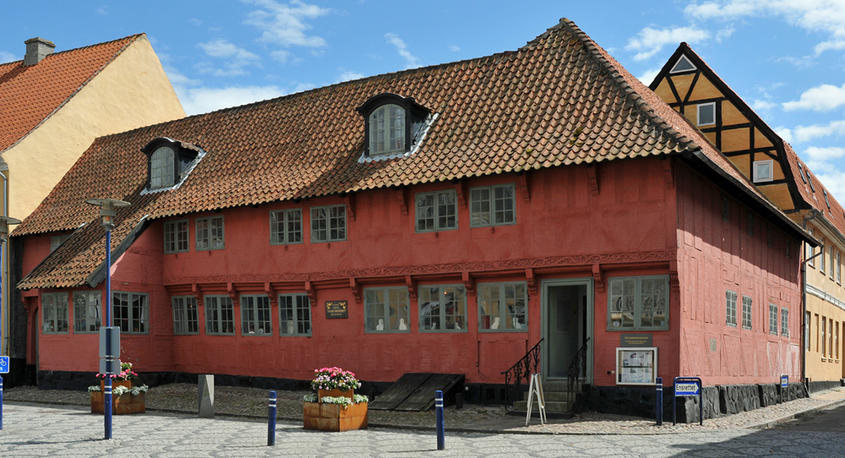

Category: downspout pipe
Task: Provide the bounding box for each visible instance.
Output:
[802,210,822,396]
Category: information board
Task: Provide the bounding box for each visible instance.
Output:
[0,355,9,374]
[616,347,657,385]
[325,300,348,319]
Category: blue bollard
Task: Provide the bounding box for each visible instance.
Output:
[1,375,4,430]
[267,390,277,446]
[655,376,663,426]
[435,390,445,450]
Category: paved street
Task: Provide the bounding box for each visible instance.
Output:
[1,403,845,457]
[775,401,845,433]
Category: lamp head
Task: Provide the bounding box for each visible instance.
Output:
[85,198,131,230]
[0,216,21,242]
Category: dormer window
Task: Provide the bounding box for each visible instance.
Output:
[357,93,432,159]
[150,146,176,189]
[141,137,205,193]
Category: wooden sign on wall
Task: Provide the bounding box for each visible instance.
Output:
[325,300,348,319]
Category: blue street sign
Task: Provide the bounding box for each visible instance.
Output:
[0,356,8,374]
[674,381,700,396]
[780,375,788,388]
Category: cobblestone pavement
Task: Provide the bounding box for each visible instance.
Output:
[1,403,845,457]
[5,384,845,435]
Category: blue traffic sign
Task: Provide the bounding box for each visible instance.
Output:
[0,356,9,374]
[674,381,700,396]
[780,375,788,388]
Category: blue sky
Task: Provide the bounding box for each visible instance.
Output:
[2,1,845,199]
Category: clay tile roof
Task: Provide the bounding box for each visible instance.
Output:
[671,44,845,239]
[0,34,142,152]
[14,19,807,289]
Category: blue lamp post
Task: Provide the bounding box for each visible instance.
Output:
[85,198,129,440]
[0,215,21,431]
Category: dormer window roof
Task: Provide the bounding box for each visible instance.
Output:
[141,137,205,193]
[357,93,432,159]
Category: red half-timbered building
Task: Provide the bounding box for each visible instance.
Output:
[13,19,816,416]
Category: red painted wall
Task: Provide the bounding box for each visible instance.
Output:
[21,157,800,387]
[674,164,801,385]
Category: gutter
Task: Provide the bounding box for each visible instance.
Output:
[801,210,821,395]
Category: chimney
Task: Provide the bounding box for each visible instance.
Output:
[23,37,55,66]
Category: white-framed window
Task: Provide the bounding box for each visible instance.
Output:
[781,308,789,337]
[311,205,346,242]
[608,276,669,331]
[241,295,272,336]
[752,160,773,183]
[279,294,310,336]
[164,220,189,253]
[368,104,405,155]
[820,241,826,273]
[416,189,457,232]
[697,102,715,126]
[50,234,71,253]
[204,295,234,335]
[478,282,527,331]
[769,304,778,335]
[113,291,148,334]
[741,295,752,330]
[822,316,827,356]
[172,296,198,335]
[836,322,840,360]
[726,290,737,326]
[824,190,831,209]
[830,246,835,280]
[470,184,516,227]
[196,216,224,250]
[364,287,409,333]
[805,311,811,351]
[829,318,834,358]
[669,55,696,73]
[73,291,101,333]
[42,292,68,334]
[270,209,302,245]
[418,285,467,332]
[837,250,841,284]
[150,145,176,189]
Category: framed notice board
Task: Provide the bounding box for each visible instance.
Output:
[616,347,657,385]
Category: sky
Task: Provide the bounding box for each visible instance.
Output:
[2,0,845,200]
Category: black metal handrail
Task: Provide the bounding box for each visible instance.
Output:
[565,337,590,407]
[501,338,543,410]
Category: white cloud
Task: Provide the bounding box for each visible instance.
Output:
[271,50,290,63]
[176,85,286,115]
[715,26,735,42]
[686,1,845,56]
[775,126,793,143]
[449,45,461,52]
[0,51,15,63]
[783,83,845,111]
[385,33,420,69]
[804,146,845,161]
[637,67,661,85]
[188,18,202,27]
[751,99,776,111]
[814,39,845,55]
[244,0,329,48]
[816,169,845,199]
[97,5,108,15]
[336,70,364,83]
[197,39,261,77]
[793,120,845,142]
[625,26,710,61]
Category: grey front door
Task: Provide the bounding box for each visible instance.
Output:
[545,281,589,379]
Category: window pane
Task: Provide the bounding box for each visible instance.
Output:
[297,295,311,334]
[438,191,457,229]
[470,188,491,226]
[287,210,302,243]
[416,194,435,231]
[742,296,752,329]
[419,287,440,330]
[74,291,101,332]
[609,279,635,329]
[365,289,386,331]
[493,185,515,224]
[388,105,405,152]
[311,208,328,242]
[388,288,409,331]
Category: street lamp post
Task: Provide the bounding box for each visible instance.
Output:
[0,216,21,431]
[85,198,129,440]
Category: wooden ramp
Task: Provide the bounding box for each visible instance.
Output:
[368,373,465,411]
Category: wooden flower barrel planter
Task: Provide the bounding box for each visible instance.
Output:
[90,380,146,415]
[304,389,367,431]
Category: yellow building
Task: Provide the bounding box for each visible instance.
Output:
[651,44,845,390]
[0,34,185,377]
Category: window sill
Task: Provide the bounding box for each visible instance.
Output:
[364,330,411,334]
[606,328,670,332]
[479,329,528,333]
[420,329,468,334]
